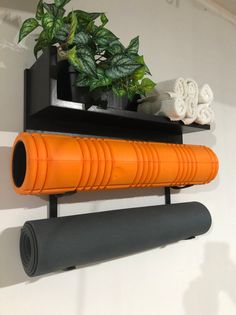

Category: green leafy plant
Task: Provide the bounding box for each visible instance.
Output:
[19,0,156,100]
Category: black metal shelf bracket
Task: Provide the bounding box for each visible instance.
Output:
[48,195,58,218]
[165,186,196,240]
[50,186,193,217]
[48,193,77,270]
[48,191,77,218]
[165,187,171,205]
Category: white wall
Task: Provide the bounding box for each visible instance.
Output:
[0,0,235,314]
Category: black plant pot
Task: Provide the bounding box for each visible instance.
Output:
[57,60,94,108]
[56,59,140,111]
[91,89,141,111]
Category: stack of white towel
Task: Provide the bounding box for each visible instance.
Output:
[137,77,214,125]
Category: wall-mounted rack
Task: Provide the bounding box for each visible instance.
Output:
[16,47,218,277]
[24,47,211,220]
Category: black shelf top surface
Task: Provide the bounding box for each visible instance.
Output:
[26,104,209,143]
[85,106,210,133]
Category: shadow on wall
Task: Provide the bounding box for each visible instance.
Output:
[0,226,62,288]
[0,147,45,210]
[0,0,38,12]
[0,227,29,287]
[0,7,35,132]
[183,242,236,315]
[166,0,180,8]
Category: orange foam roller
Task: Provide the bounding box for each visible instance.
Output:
[11,132,219,195]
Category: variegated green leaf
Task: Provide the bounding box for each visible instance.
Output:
[68,46,82,70]
[139,78,156,94]
[100,13,108,26]
[105,54,141,80]
[71,10,102,29]
[68,46,97,77]
[76,73,91,87]
[107,40,125,55]
[112,85,126,97]
[77,47,97,77]
[89,12,103,20]
[74,32,90,45]
[54,0,71,8]
[36,0,44,20]
[42,13,63,40]
[43,3,65,17]
[94,27,118,47]
[135,55,151,75]
[18,18,39,43]
[67,11,77,44]
[132,66,145,81]
[89,68,112,90]
[55,24,70,41]
[34,30,50,58]
[126,36,139,55]
[127,88,136,100]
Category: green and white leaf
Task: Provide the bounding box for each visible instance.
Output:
[112,85,126,97]
[68,46,82,70]
[34,30,50,58]
[18,18,39,43]
[42,13,63,40]
[89,12,103,20]
[135,55,151,75]
[127,85,137,100]
[89,68,112,90]
[100,13,108,26]
[68,46,97,77]
[55,24,70,41]
[86,21,96,34]
[67,11,77,44]
[132,66,145,81]
[139,78,156,94]
[126,36,139,55]
[72,10,102,29]
[105,54,141,79]
[36,0,44,20]
[74,32,90,45]
[54,0,71,8]
[77,47,97,77]
[76,73,91,87]
[94,27,118,47]
[43,3,65,17]
[106,40,125,55]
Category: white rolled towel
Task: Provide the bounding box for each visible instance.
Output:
[158,97,187,121]
[186,78,198,101]
[198,84,214,104]
[195,104,214,125]
[182,97,198,125]
[156,77,188,99]
[137,97,161,115]
[138,91,177,104]
[138,95,186,121]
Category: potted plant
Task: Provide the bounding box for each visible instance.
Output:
[19,0,156,110]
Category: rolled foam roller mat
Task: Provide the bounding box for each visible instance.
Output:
[11,132,219,195]
[20,202,211,277]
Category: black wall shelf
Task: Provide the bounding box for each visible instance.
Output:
[24,47,209,144]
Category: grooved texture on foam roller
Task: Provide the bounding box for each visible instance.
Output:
[20,202,212,277]
[12,132,218,195]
